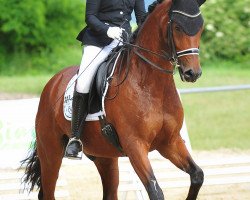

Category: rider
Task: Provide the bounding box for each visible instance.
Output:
[65,0,146,159]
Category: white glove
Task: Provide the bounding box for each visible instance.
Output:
[107,27,123,40]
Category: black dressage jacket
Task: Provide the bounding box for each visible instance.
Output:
[76,0,146,47]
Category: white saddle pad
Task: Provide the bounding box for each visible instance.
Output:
[63,74,104,121]
[63,52,121,121]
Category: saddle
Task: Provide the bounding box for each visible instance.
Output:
[88,47,120,114]
[87,45,125,154]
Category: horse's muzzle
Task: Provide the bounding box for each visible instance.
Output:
[179,67,202,82]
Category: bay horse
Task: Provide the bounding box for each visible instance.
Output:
[22,0,206,199]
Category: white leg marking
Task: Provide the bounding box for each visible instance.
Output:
[151,179,158,193]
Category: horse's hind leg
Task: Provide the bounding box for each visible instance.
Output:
[94,157,119,200]
[36,129,65,200]
[158,135,204,200]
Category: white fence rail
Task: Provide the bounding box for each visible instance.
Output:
[179,84,250,94]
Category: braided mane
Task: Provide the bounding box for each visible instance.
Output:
[130,0,165,42]
[148,0,165,13]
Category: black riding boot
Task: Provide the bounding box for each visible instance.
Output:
[65,91,89,159]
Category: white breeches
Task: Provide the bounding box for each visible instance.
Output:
[76,39,122,93]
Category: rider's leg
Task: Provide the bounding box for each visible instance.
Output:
[76,39,122,93]
[65,40,121,159]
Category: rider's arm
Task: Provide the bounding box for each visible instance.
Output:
[85,0,109,35]
[134,0,147,26]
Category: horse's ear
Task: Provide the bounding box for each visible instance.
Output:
[197,0,206,7]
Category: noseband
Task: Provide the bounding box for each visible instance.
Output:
[167,19,200,67]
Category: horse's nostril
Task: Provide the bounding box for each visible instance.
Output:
[184,69,194,77]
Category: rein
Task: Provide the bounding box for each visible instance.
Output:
[133,50,176,74]
[122,40,177,74]
[121,19,200,75]
[108,5,202,90]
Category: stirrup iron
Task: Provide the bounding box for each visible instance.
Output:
[65,137,83,160]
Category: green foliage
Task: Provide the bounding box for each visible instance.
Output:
[200,0,250,62]
[0,0,249,75]
[43,0,85,50]
[0,0,45,52]
[0,0,85,52]
[0,45,82,75]
[0,0,85,74]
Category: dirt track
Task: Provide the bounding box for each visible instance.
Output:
[59,149,250,200]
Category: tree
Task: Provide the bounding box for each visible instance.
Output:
[200,0,250,61]
[0,0,85,53]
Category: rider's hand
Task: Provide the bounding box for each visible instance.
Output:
[107,27,123,40]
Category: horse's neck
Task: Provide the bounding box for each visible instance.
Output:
[136,0,170,51]
[130,1,175,91]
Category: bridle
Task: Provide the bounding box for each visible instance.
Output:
[124,8,201,75]
[167,18,200,63]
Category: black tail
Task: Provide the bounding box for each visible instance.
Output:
[20,142,41,193]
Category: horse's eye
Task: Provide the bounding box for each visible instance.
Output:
[175,25,182,32]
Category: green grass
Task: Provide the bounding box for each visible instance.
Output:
[0,45,82,75]
[0,61,250,150]
[181,91,250,150]
[0,75,52,94]
[174,61,250,88]
[173,62,250,150]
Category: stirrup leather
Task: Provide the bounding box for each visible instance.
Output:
[65,137,83,160]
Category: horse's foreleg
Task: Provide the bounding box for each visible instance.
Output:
[94,157,119,200]
[36,131,64,200]
[126,143,164,200]
[158,135,204,200]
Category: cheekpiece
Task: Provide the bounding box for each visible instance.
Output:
[170,0,204,36]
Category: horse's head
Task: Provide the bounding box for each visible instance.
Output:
[167,0,205,82]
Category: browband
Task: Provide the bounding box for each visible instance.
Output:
[172,10,201,18]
